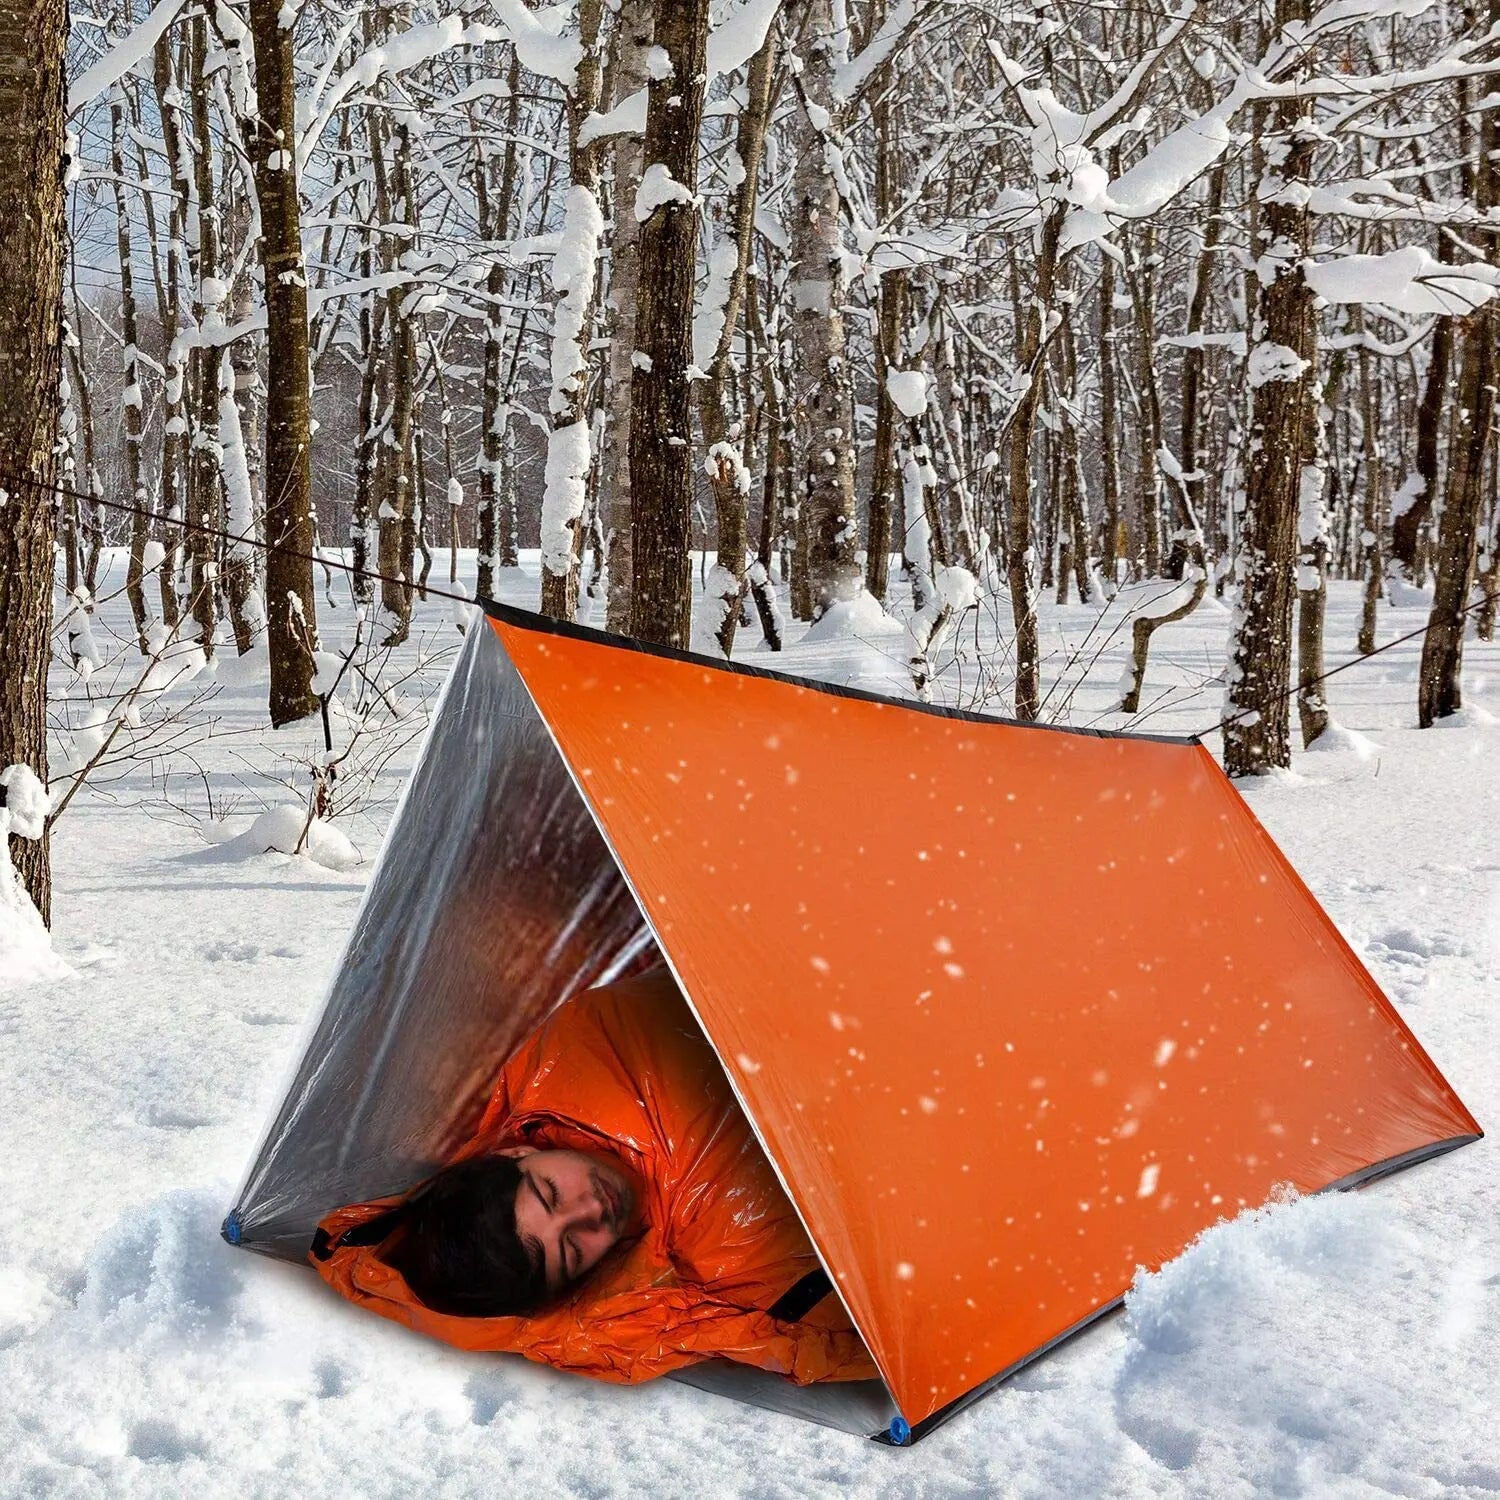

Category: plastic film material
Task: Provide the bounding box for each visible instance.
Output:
[668,1362,897,1437]
[490,607,1481,1430]
[228,623,654,1258]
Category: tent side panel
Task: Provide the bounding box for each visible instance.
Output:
[492,614,1481,1428]
[228,622,652,1260]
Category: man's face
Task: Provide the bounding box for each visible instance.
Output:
[501,1146,639,1293]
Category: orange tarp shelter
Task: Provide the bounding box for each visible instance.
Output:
[226,599,1479,1445]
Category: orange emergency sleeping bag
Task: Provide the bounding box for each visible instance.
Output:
[311,966,878,1385]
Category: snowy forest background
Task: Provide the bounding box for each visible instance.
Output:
[0,0,1499,1493]
[46,0,1500,784]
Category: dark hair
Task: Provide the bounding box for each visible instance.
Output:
[383,1155,548,1318]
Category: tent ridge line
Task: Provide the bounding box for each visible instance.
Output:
[475,597,1201,748]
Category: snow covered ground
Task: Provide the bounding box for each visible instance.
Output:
[2,557,1496,1498]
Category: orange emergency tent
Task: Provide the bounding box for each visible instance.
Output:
[225,599,1479,1445]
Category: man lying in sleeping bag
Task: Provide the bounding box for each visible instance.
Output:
[311,965,878,1385]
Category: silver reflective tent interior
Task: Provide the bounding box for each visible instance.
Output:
[225,620,898,1438]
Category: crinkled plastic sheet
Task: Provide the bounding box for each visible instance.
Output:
[227,620,894,1438]
[229,622,655,1259]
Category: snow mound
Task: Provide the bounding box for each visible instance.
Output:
[194,805,361,871]
[1385,574,1434,609]
[249,806,360,870]
[1303,720,1383,759]
[212,639,270,688]
[1435,703,1497,730]
[802,590,903,643]
[1113,1189,1495,1492]
[74,1190,247,1349]
[0,792,69,991]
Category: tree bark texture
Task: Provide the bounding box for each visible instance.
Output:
[602,0,651,634]
[699,30,776,657]
[188,14,222,655]
[628,0,710,646]
[1223,38,1318,778]
[787,0,862,620]
[248,0,320,726]
[0,0,68,921]
[1418,23,1497,726]
[541,0,604,623]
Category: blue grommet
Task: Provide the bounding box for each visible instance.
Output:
[221,1209,243,1246]
[888,1416,911,1446]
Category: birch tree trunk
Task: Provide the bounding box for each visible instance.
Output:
[475,50,522,603]
[1098,244,1121,589]
[1355,309,1386,655]
[187,14,222,654]
[1006,207,1062,720]
[152,30,187,629]
[352,229,383,609]
[603,0,651,633]
[1295,377,1331,748]
[698,31,776,656]
[377,108,418,643]
[0,0,67,920]
[786,0,862,619]
[541,0,604,623]
[222,168,261,654]
[866,82,903,604]
[628,0,710,645]
[110,82,150,651]
[248,0,319,726]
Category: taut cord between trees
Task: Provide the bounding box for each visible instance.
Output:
[11,472,1498,751]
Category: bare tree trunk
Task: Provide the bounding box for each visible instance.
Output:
[1224,36,1318,776]
[699,31,776,656]
[1098,245,1120,591]
[475,50,522,603]
[110,83,150,651]
[0,0,67,921]
[1006,207,1062,720]
[57,325,79,596]
[153,29,188,629]
[1419,307,1496,724]
[787,0,862,619]
[1355,310,1386,655]
[222,165,260,653]
[352,235,383,609]
[187,14,222,656]
[1179,161,1226,577]
[378,109,418,642]
[1295,377,1331,748]
[1132,227,1163,577]
[744,276,785,649]
[248,0,319,726]
[867,266,904,603]
[628,0,710,645]
[932,297,979,574]
[1419,32,1497,722]
[1396,235,1453,586]
[603,0,651,633]
[64,317,103,597]
[541,0,605,623]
